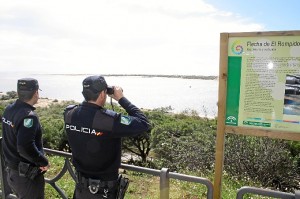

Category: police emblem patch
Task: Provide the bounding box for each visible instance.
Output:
[24,118,33,128]
[120,116,131,125]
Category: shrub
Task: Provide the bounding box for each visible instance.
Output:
[37,100,77,151]
[224,134,300,192]
[41,117,67,151]
[0,91,17,100]
[151,113,217,173]
[6,91,17,99]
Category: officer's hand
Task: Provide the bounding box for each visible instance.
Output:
[109,86,124,101]
[40,164,50,172]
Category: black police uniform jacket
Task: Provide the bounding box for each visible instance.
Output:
[64,97,150,181]
[1,99,48,169]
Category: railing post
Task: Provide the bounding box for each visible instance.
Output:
[160,168,169,199]
[295,190,300,199]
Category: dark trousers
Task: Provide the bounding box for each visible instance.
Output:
[6,168,45,199]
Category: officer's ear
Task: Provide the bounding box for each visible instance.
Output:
[99,90,106,99]
[96,90,106,105]
[34,90,40,98]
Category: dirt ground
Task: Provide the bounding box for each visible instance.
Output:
[35,98,60,108]
[0,93,70,108]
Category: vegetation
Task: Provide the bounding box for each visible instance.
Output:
[1,91,300,198]
[37,100,77,151]
[50,74,218,80]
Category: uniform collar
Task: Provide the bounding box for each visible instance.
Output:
[16,99,36,110]
[81,101,103,109]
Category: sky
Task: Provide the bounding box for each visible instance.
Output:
[0,0,299,76]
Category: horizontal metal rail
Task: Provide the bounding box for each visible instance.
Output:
[121,163,214,199]
[236,186,300,199]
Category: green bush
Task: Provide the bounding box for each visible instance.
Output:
[36,100,77,151]
[224,134,300,192]
[6,91,17,99]
[151,111,217,173]
[41,117,66,150]
[0,91,17,100]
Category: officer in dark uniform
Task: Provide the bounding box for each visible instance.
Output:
[1,78,50,199]
[64,75,151,199]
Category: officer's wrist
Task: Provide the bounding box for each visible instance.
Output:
[117,97,124,102]
[118,97,129,105]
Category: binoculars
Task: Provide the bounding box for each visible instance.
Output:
[107,86,114,95]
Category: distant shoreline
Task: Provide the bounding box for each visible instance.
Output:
[37,74,218,80]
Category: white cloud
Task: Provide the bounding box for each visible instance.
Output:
[0,0,264,75]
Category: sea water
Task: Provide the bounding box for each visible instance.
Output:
[0,73,218,118]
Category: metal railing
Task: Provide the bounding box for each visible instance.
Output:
[0,147,214,199]
[2,143,299,198]
[236,186,300,199]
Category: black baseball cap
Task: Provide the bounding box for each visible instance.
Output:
[82,75,108,94]
[17,78,41,91]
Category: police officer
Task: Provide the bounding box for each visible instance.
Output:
[64,75,151,199]
[1,78,50,199]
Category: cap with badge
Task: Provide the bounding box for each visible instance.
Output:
[82,76,108,94]
[17,78,40,92]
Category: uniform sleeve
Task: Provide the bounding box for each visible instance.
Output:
[112,97,151,137]
[17,116,48,167]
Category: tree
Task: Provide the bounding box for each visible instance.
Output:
[6,91,17,99]
[122,132,151,163]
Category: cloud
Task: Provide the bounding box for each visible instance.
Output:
[0,0,264,75]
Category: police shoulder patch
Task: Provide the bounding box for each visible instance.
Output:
[24,118,33,128]
[120,115,132,125]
